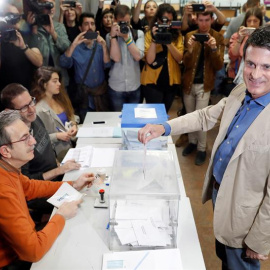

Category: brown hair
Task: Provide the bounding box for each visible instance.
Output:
[31,66,75,121]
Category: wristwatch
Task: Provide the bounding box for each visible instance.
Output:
[109,35,117,40]
[21,44,29,52]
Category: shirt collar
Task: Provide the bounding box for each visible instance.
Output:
[245,90,270,108]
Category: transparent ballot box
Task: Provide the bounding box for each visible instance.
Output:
[109,150,180,251]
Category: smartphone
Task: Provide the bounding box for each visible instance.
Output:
[194,33,209,42]
[62,1,76,7]
[243,27,256,35]
[192,4,206,12]
[84,31,98,40]
[92,121,106,124]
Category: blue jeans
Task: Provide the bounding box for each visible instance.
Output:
[108,86,141,111]
[212,187,260,270]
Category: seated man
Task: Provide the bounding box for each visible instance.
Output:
[0,110,94,269]
[1,83,81,221]
[1,83,80,181]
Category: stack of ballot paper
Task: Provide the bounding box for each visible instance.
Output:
[102,249,183,270]
[112,200,173,247]
[47,182,84,208]
[122,129,167,150]
[61,146,117,168]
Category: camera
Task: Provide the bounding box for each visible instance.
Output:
[1,28,17,42]
[0,13,21,42]
[118,21,129,34]
[62,1,76,8]
[153,17,181,45]
[23,0,54,26]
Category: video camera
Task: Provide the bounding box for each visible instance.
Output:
[118,21,129,34]
[0,13,21,42]
[23,0,54,26]
[153,17,181,44]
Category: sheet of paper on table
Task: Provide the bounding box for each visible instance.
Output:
[61,146,117,168]
[102,248,183,270]
[76,127,122,138]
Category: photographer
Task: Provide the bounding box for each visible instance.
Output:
[181,11,224,166]
[106,4,144,111]
[141,3,183,112]
[0,4,43,101]
[60,12,110,121]
[36,0,70,87]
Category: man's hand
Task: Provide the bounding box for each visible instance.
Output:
[56,199,82,220]
[26,11,36,25]
[60,159,81,174]
[96,31,106,47]
[110,22,119,37]
[246,247,268,261]
[184,4,193,15]
[206,34,217,50]
[42,15,57,40]
[138,124,165,144]
[72,31,87,47]
[10,31,25,49]
[203,1,216,12]
[73,173,95,190]
[188,35,196,53]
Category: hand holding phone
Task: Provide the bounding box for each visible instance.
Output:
[192,4,205,12]
[193,33,209,42]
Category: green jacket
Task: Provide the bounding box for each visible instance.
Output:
[37,21,70,86]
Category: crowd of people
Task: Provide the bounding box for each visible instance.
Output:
[0,0,270,269]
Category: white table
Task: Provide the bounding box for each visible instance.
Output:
[31,117,205,270]
[77,112,173,145]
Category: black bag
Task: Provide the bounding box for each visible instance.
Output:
[149,45,167,69]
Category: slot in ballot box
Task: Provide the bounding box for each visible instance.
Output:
[121,104,169,128]
[109,150,180,251]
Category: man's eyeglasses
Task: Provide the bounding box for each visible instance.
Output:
[14,97,36,113]
[2,129,34,147]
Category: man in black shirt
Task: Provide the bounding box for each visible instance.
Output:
[0,4,43,105]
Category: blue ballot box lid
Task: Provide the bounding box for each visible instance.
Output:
[121,103,169,128]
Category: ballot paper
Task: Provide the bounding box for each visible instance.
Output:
[102,249,183,270]
[134,108,157,118]
[47,182,84,208]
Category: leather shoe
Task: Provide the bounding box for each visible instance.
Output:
[195,151,206,166]
[182,143,197,156]
[175,134,188,147]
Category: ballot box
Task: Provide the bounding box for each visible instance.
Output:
[109,150,180,251]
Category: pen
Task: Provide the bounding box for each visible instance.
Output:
[56,127,65,132]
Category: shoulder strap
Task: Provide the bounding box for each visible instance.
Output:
[79,42,98,89]
[131,28,138,42]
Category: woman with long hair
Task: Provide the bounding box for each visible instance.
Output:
[228,7,263,80]
[59,0,82,42]
[131,0,158,32]
[31,66,78,161]
[96,8,114,40]
[141,3,183,112]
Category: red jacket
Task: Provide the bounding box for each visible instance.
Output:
[0,159,67,268]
